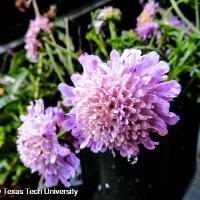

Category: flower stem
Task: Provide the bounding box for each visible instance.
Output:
[44,38,78,59]
[57,130,66,139]
[48,28,75,75]
[157,35,164,50]
[91,35,109,59]
[170,0,200,34]
[98,36,109,59]
[149,35,155,47]
[108,20,117,39]
[195,0,200,29]
[45,43,64,82]
[38,176,44,189]
[64,18,75,75]
[32,0,40,17]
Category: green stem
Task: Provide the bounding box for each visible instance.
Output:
[2,157,18,185]
[43,38,78,59]
[195,0,200,29]
[179,50,192,65]
[32,0,40,17]
[149,35,155,47]
[34,53,43,99]
[34,77,40,99]
[45,43,64,82]
[99,37,109,59]
[158,7,172,19]
[108,20,117,39]
[47,29,75,75]
[38,176,44,189]
[64,18,75,75]
[91,36,109,59]
[168,54,178,65]
[170,0,200,34]
[157,35,164,50]
[57,130,66,139]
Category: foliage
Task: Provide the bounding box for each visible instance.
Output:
[0,12,78,186]
[86,0,200,102]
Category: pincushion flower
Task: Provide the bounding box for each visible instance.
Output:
[98,6,121,21]
[93,6,121,34]
[164,13,185,28]
[58,49,181,159]
[17,99,80,187]
[24,16,53,63]
[135,1,158,40]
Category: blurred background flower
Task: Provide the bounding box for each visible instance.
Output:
[17,99,80,187]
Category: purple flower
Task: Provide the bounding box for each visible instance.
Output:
[17,99,80,187]
[58,49,181,159]
[93,6,121,34]
[135,1,158,40]
[93,20,104,34]
[24,16,53,63]
[136,21,158,41]
[165,13,185,28]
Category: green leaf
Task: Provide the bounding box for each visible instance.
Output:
[0,159,11,184]
[11,165,25,185]
[11,70,28,94]
[0,95,18,109]
[197,96,200,103]
[0,70,27,109]
[0,129,5,148]
[9,50,26,73]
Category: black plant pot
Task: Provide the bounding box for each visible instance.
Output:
[79,97,200,200]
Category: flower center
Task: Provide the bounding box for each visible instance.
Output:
[137,10,152,25]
